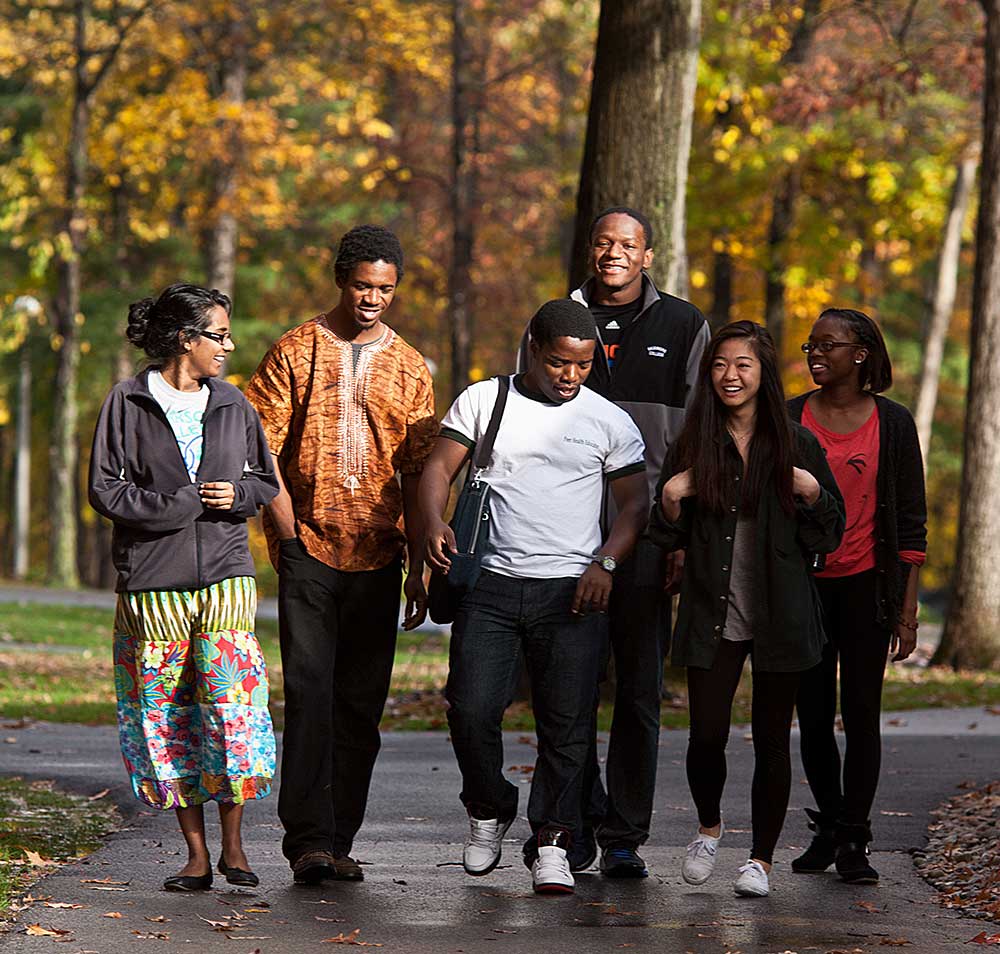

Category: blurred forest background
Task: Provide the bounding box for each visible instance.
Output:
[0,1,986,638]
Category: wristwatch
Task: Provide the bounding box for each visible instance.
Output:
[593,555,617,574]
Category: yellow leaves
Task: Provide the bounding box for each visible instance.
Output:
[868,161,902,203]
[690,270,708,289]
[719,125,741,150]
[781,146,800,163]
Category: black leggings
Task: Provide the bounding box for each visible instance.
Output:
[796,570,890,827]
[687,639,800,864]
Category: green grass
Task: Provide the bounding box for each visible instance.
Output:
[3,602,1000,731]
[0,777,119,919]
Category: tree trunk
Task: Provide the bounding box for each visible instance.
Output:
[13,339,31,580]
[206,18,247,298]
[711,240,733,329]
[934,1,1000,669]
[569,0,702,296]
[448,0,477,398]
[761,0,821,355]
[48,0,90,588]
[913,153,978,469]
[763,166,800,356]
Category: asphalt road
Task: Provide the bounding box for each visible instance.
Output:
[0,710,997,953]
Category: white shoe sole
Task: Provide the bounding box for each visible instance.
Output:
[734,881,769,897]
[463,819,513,876]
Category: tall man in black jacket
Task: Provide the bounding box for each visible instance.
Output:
[518,207,710,877]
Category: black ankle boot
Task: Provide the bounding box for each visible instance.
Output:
[835,821,879,884]
[791,808,837,873]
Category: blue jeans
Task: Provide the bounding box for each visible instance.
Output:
[445,569,607,842]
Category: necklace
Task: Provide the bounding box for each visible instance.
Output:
[728,427,753,445]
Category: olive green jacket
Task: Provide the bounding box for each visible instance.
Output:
[649,424,845,673]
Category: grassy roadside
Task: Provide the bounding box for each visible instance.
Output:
[0,777,119,920]
[2,603,1000,731]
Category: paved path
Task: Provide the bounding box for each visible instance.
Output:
[1,710,997,953]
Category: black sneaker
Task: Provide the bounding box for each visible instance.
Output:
[791,808,837,873]
[570,828,597,872]
[600,846,648,879]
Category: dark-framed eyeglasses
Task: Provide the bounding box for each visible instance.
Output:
[198,329,235,345]
[801,340,858,355]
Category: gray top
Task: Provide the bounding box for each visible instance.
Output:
[724,515,759,642]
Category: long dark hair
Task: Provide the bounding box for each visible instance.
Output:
[817,307,892,393]
[674,320,795,515]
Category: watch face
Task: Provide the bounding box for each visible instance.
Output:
[601,556,617,573]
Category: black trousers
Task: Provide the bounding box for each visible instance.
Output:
[276,538,402,863]
[580,544,672,851]
[686,638,800,864]
[445,569,606,841]
[796,569,891,827]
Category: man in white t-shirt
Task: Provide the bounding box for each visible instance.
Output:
[419,299,648,895]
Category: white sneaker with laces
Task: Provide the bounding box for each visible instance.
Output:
[531,845,574,894]
[463,815,513,875]
[682,821,724,885]
[733,859,770,897]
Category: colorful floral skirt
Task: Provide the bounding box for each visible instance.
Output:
[113,576,276,810]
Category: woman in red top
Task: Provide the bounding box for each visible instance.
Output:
[788,308,927,885]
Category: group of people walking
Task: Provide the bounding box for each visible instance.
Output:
[88,208,926,900]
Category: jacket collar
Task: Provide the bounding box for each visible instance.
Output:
[571,272,662,319]
[127,366,238,409]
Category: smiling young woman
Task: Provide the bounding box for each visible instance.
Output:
[788,308,928,885]
[88,283,279,892]
[650,320,845,899]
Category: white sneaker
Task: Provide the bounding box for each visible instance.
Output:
[682,821,724,885]
[733,859,770,897]
[463,815,513,875]
[531,845,574,894]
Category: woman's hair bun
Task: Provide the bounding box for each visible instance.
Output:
[126,297,155,349]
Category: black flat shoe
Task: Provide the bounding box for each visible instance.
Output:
[163,871,213,892]
[218,856,260,888]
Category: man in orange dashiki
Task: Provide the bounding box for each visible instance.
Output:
[246,225,438,885]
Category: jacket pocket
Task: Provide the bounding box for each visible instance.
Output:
[111,536,131,573]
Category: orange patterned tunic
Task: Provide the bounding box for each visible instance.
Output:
[246,316,438,572]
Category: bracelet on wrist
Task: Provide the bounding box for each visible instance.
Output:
[898,617,919,632]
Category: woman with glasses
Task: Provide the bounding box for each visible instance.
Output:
[649,321,843,898]
[789,308,927,884]
[89,283,279,891]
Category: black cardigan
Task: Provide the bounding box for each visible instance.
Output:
[649,424,845,673]
[787,391,927,628]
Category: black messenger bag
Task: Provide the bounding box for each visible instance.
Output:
[427,376,509,624]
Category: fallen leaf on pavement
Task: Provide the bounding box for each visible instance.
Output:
[87,788,110,801]
[80,878,129,886]
[132,930,170,940]
[853,900,884,914]
[22,850,52,867]
[887,717,908,726]
[879,940,912,947]
[144,916,169,923]
[316,917,346,923]
[25,925,72,937]
[880,810,913,817]
[968,932,1000,945]
[42,902,85,910]
[102,912,123,919]
[322,929,383,946]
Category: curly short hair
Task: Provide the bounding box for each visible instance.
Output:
[529,299,597,347]
[334,224,405,284]
[125,283,231,360]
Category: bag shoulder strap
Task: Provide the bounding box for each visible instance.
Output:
[472,375,510,471]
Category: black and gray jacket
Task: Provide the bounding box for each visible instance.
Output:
[89,369,279,593]
[517,274,710,501]
[787,391,927,628]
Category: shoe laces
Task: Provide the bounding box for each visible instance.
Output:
[468,817,502,849]
[686,834,718,860]
[738,860,766,878]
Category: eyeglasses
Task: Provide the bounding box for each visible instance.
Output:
[198,330,235,345]
[801,340,858,355]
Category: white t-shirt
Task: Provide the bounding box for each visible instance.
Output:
[440,375,646,579]
[147,370,209,482]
